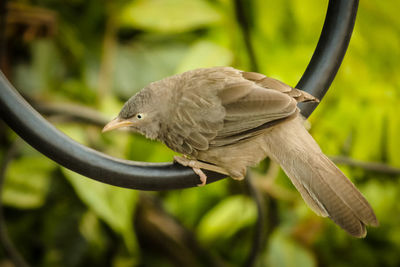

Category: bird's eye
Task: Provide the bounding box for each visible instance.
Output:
[136,114,143,119]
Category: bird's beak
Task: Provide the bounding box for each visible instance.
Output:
[102,118,134,133]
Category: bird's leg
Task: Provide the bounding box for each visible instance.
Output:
[173,156,230,186]
[174,156,230,175]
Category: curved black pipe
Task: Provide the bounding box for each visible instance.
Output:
[0,0,358,190]
[298,0,359,117]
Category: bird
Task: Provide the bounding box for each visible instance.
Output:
[102,66,378,237]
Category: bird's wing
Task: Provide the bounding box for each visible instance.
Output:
[211,84,299,146]
[161,67,317,154]
[240,71,318,102]
[209,69,318,147]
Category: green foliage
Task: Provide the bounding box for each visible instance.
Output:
[1,0,400,266]
[163,179,230,228]
[113,42,188,98]
[63,168,138,254]
[119,0,223,33]
[196,194,257,244]
[262,230,316,267]
[176,40,233,73]
[2,147,55,209]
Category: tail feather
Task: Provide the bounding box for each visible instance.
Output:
[265,116,378,237]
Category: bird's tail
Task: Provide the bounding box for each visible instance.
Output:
[265,116,378,237]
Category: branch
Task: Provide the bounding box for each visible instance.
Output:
[28,99,109,127]
[244,173,266,267]
[330,156,400,176]
[234,0,259,72]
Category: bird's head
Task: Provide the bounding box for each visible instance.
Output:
[102,89,161,139]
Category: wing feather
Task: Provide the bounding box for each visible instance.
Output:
[159,67,317,155]
[216,86,298,142]
[241,71,318,102]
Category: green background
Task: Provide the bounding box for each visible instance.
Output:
[1,0,399,266]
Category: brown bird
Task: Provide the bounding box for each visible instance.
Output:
[103,66,378,237]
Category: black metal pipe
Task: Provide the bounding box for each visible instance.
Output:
[298,0,359,117]
[0,0,359,190]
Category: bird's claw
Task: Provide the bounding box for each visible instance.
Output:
[193,167,207,186]
[174,156,208,186]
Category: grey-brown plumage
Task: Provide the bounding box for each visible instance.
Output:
[103,66,378,237]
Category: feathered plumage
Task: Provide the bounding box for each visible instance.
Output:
[103,66,378,237]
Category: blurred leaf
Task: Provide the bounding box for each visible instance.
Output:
[196,195,256,243]
[290,0,326,39]
[263,230,316,267]
[13,39,64,95]
[164,180,229,228]
[3,154,54,209]
[56,124,88,144]
[119,0,223,33]
[99,95,124,118]
[126,134,177,162]
[113,43,188,98]
[176,40,233,73]
[62,168,138,253]
[59,78,97,104]
[253,0,288,40]
[79,211,108,253]
[146,143,177,162]
[112,256,139,267]
[351,106,384,161]
[126,134,158,162]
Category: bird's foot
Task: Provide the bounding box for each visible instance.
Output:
[174,156,208,186]
[174,156,230,186]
